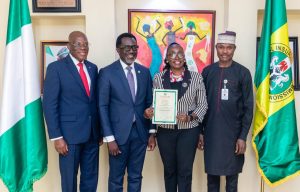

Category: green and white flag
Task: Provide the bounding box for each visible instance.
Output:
[252,0,300,186]
[0,0,47,191]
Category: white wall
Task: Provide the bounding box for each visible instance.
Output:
[1,0,300,191]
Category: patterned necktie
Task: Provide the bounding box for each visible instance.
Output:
[126,66,135,102]
[77,62,90,96]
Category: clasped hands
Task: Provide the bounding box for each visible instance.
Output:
[144,107,193,122]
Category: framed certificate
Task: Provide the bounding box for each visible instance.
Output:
[32,0,81,12]
[152,89,178,124]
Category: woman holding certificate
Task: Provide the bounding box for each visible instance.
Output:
[145,42,208,192]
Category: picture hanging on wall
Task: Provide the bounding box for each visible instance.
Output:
[128,9,216,78]
[32,0,81,12]
[256,37,300,90]
[40,41,69,92]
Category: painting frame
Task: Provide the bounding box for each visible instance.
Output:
[40,41,69,92]
[32,0,81,13]
[256,37,300,90]
[128,9,216,77]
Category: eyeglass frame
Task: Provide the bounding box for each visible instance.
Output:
[69,42,90,49]
[118,45,139,52]
[167,52,185,59]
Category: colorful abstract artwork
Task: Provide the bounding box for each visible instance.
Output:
[129,9,216,78]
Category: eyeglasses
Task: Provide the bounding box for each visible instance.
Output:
[70,42,90,49]
[119,45,139,52]
[168,52,185,59]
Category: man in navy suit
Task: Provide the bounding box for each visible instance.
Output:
[98,33,156,192]
[43,31,102,192]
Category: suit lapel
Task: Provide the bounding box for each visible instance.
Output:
[162,69,191,100]
[116,61,134,103]
[162,70,171,89]
[65,55,89,98]
[85,61,95,99]
[134,63,142,102]
[178,69,191,100]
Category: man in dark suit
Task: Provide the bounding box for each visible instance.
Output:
[43,31,102,192]
[98,33,156,192]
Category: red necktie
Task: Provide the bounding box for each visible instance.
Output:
[77,63,90,96]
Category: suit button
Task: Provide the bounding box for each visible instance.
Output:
[89,116,91,119]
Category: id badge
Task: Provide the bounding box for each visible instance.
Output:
[221,88,229,100]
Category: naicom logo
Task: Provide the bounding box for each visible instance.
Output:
[269,43,294,102]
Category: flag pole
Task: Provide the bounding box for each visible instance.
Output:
[260,177,265,192]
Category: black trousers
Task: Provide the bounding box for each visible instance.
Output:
[157,127,200,192]
[207,174,239,192]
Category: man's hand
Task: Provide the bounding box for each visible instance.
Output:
[144,107,154,119]
[235,139,246,155]
[147,134,156,151]
[107,141,121,156]
[54,138,68,156]
[198,134,204,150]
[99,137,103,146]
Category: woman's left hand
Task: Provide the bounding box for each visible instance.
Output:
[177,113,190,122]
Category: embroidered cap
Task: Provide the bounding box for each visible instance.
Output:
[217,31,236,45]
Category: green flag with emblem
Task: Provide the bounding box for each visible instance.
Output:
[252,0,300,186]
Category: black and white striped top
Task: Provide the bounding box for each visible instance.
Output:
[153,70,208,129]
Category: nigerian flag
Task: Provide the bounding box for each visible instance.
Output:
[0,0,47,191]
[252,0,300,186]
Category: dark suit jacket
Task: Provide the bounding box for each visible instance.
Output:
[98,60,152,145]
[43,55,100,144]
